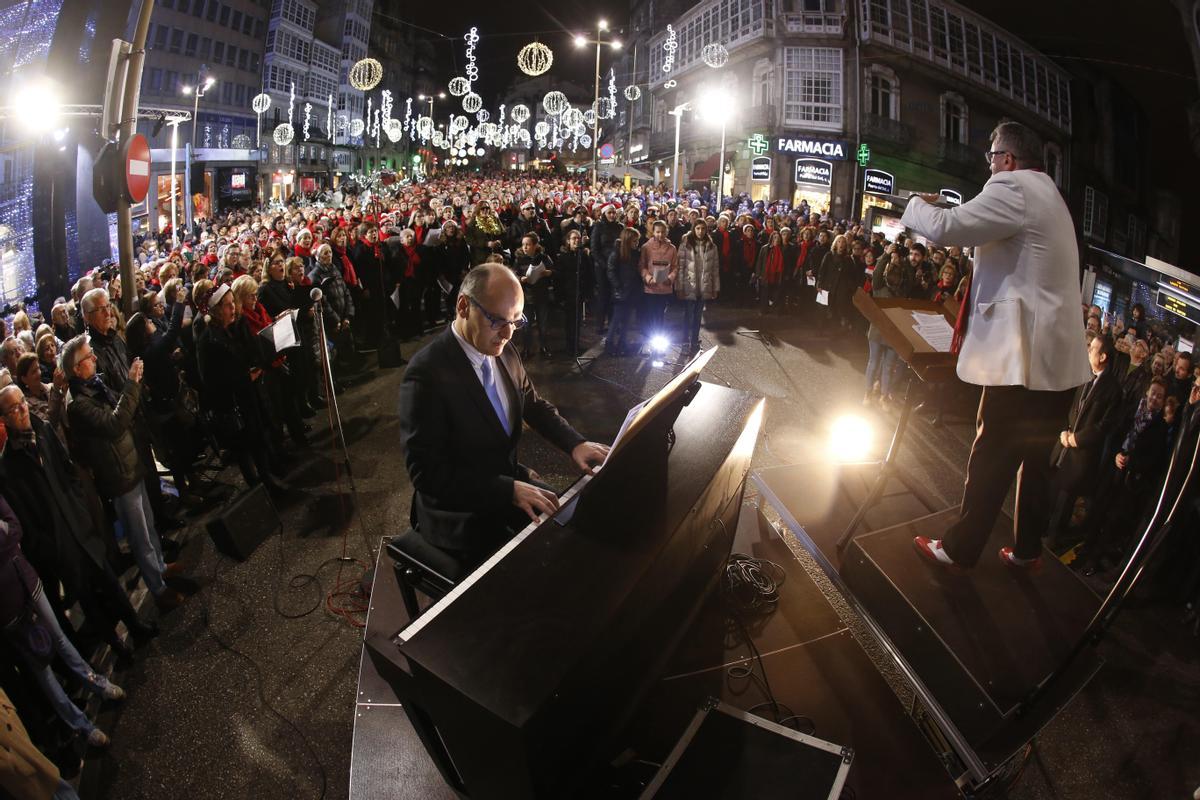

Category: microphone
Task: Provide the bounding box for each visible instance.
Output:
[310,287,323,303]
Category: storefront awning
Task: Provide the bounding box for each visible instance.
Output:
[689,152,733,182]
[598,163,653,181]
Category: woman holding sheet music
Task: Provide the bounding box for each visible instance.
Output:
[639,220,677,341]
[512,232,555,359]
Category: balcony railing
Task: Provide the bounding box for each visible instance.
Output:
[861,113,912,147]
[936,138,980,167]
[781,12,845,34]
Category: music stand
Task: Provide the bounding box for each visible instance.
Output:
[834,289,958,551]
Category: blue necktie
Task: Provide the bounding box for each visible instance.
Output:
[480,357,511,435]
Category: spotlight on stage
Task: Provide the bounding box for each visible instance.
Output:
[828,414,873,462]
[649,334,670,367]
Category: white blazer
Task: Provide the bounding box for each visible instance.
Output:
[900,170,1091,392]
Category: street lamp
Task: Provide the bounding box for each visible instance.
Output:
[697,88,732,208]
[181,74,216,149]
[417,91,446,119]
[575,21,621,188]
[668,100,691,198]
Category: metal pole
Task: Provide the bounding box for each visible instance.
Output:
[716,119,726,210]
[672,107,683,197]
[116,0,154,316]
[191,90,200,150]
[591,30,601,189]
[183,142,193,237]
[170,122,178,249]
[626,44,637,173]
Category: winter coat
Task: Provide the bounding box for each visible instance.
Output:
[308,258,355,327]
[639,237,677,295]
[591,219,625,271]
[675,233,721,301]
[555,247,593,304]
[607,247,643,304]
[66,376,144,499]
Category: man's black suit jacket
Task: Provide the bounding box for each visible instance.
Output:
[399,326,585,553]
[1051,367,1123,494]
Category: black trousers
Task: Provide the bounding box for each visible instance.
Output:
[942,385,1075,567]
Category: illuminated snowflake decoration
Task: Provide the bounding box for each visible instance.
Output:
[462,92,482,113]
[510,104,531,124]
[702,43,729,69]
[448,77,471,97]
[349,58,383,91]
[517,41,553,76]
[272,123,294,146]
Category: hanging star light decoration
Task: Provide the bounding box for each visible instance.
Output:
[662,25,677,73]
[517,40,553,76]
[349,58,383,91]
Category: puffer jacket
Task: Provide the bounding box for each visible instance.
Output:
[675,233,721,301]
[66,376,143,498]
[591,219,625,271]
[607,247,642,304]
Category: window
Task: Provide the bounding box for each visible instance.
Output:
[165,70,179,94]
[865,66,898,119]
[219,4,230,26]
[213,41,225,62]
[753,59,772,107]
[169,28,183,54]
[226,45,238,67]
[192,0,204,17]
[199,37,211,59]
[235,84,246,105]
[162,0,175,9]
[648,0,768,78]
[206,0,217,21]
[185,33,197,57]
[940,91,966,143]
[250,53,260,74]
[148,67,163,93]
[783,47,842,129]
[255,19,265,38]
[231,9,242,31]
[243,14,254,35]
[1043,142,1063,188]
[221,83,232,105]
[238,49,248,71]
[153,24,168,49]
[1083,185,1108,241]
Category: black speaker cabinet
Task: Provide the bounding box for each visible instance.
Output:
[205,484,278,561]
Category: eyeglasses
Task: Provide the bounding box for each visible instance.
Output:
[1,398,27,416]
[467,295,527,331]
[984,150,1010,164]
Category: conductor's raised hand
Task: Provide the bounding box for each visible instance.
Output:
[571,441,610,475]
[513,480,559,522]
[912,192,942,205]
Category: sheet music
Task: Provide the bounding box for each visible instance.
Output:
[911,311,954,353]
[261,310,298,353]
[604,401,647,467]
[816,289,829,306]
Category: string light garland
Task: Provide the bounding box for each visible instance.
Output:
[662,24,677,73]
[665,79,677,89]
[562,107,583,128]
[381,89,393,123]
[463,27,479,83]
[273,123,294,146]
[303,102,312,141]
[327,94,333,141]
[416,116,433,139]
[606,67,617,119]
[702,42,729,68]
[349,58,383,91]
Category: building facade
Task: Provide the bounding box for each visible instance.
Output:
[640,0,1073,223]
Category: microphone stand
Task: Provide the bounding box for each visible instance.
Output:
[311,288,355,496]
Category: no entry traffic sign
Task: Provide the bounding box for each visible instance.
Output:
[124,133,151,203]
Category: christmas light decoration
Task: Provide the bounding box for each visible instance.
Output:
[534,121,550,137]
[665,79,677,89]
[251,92,271,148]
[232,133,251,149]
[510,104,530,124]
[702,43,729,68]
[448,77,471,97]
[384,118,403,142]
[349,118,365,138]
[463,27,479,83]
[562,107,583,128]
[517,41,553,76]
[624,85,641,101]
[416,116,434,138]
[606,68,617,118]
[579,133,592,149]
[288,81,295,128]
[662,25,677,73]
[476,109,490,123]
[327,94,333,141]
[349,58,383,91]
[381,90,393,122]
[543,91,568,116]
[273,123,294,146]
[303,102,312,141]
[462,92,482,113]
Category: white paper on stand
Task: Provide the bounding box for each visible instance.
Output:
[390,286,402,309]
[911,313,954,353]
[266,310,299,353]
[816,289,829,306]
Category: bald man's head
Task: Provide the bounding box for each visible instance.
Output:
[455,263,525,357]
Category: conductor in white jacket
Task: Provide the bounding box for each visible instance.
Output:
[905,121,1091,571]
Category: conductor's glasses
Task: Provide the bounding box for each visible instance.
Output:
[468,295,528,331]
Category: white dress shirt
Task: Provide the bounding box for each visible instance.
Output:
[451,320,513,425]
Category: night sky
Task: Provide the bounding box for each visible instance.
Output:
[396,1,1197,264]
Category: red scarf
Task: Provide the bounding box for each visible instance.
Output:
[242,300,273,335]
[719,230,731,260]
[798,240,811,272]
[402,244,420,278]
[333,244,359,286]
[294,244,312,259]
[742,238,757,269]
[951,275,971,355]
[763,247,784,285]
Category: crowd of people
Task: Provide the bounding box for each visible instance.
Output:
[0,170,1197,795]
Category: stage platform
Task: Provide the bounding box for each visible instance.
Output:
[350,507,961,799]
[753,461,1104,785]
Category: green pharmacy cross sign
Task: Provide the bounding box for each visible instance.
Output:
[856,143,871,167]
[748,133,769,156]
